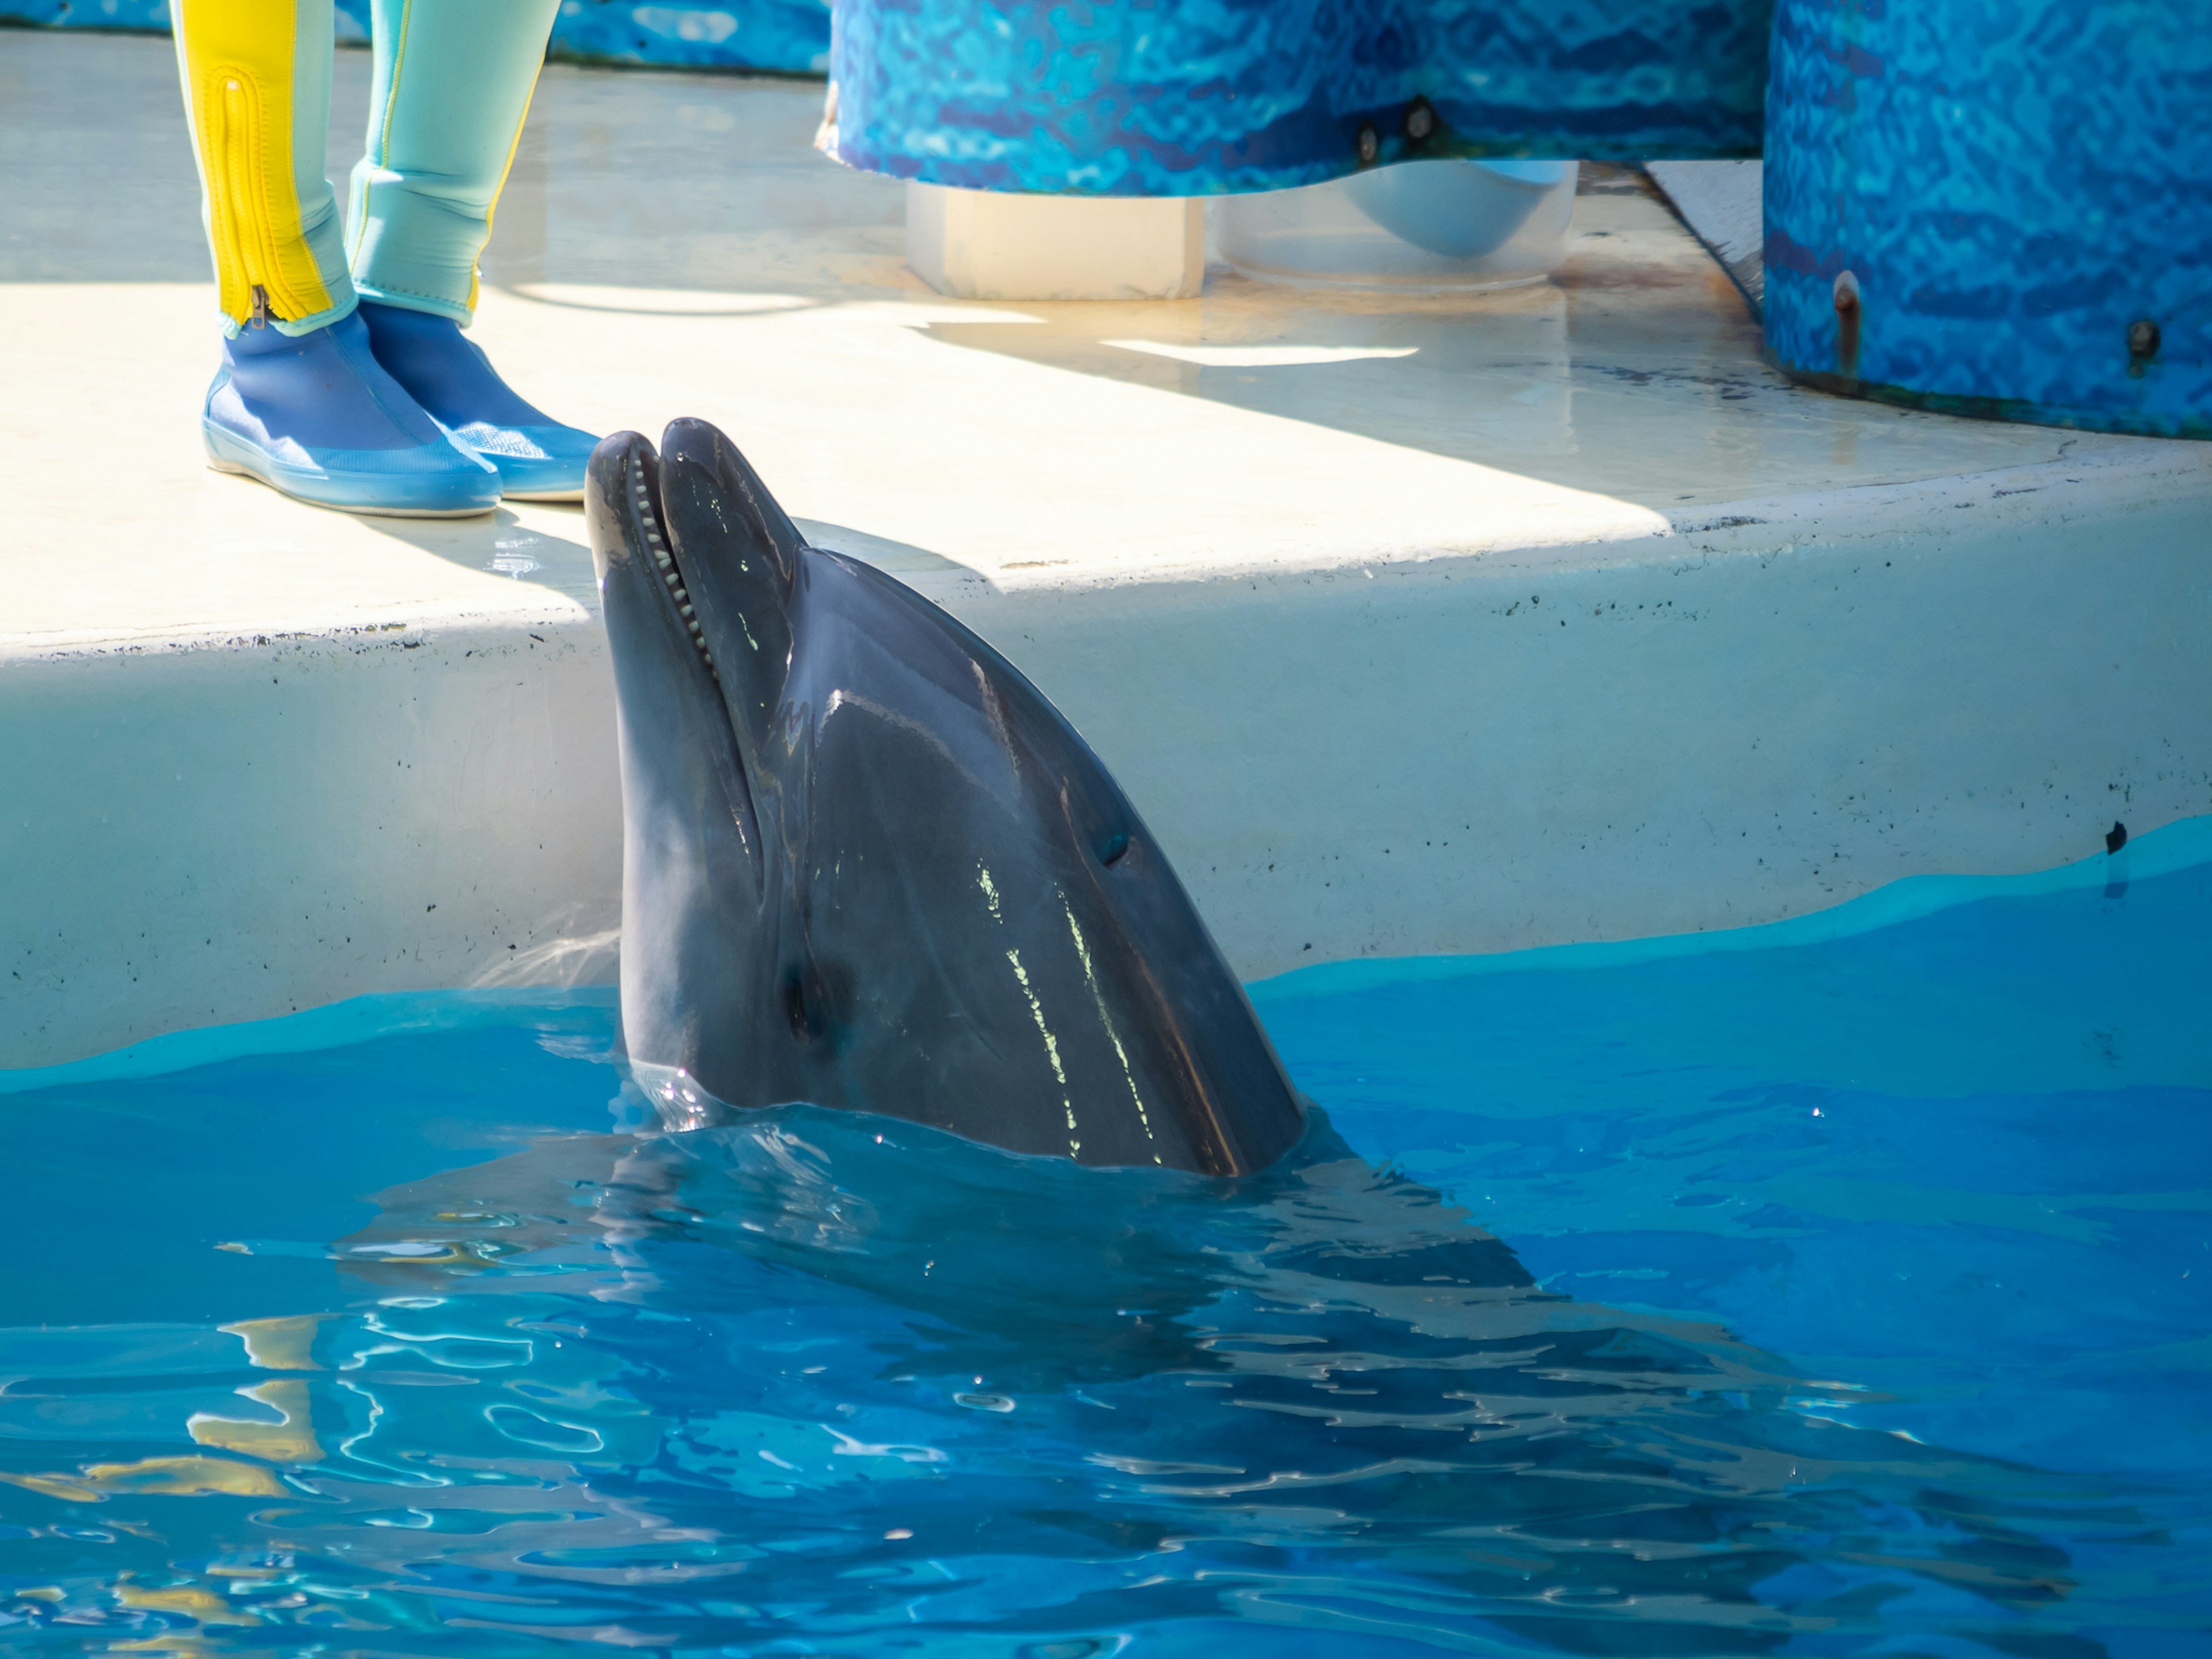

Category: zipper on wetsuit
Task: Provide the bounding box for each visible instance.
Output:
[213,72,293,331]
[217,74,259,325]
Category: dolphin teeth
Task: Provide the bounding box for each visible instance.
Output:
[624,462,711,673]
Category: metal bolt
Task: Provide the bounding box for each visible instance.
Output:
[1356,123,1380,166]
[2127,317,2161,360]
[1404,100,1435,143]
[1832,269,1860,312]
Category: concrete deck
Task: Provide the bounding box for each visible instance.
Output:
[5,33,2209,1068]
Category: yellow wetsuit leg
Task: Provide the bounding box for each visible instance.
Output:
[172,0,353,336]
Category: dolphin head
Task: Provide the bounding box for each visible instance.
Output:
[587,420,1306,1175]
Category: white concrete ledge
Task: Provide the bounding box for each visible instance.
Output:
[10,443,2208,1069]
[5,36,2210,1070]
[6,626,622,1066]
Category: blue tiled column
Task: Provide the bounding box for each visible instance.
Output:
[547,0,828,74]
[1763,0,2211,440]
[825,0,1771,195]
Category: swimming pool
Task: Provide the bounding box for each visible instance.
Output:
[3,823,2207,1654]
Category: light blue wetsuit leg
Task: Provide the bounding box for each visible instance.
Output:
[346,0,597,501]
[347,0,563,322]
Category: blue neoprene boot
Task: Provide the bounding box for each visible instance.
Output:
[203,312,503,517]
[358,301,599,502]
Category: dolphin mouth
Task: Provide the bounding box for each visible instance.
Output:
[588,425,800,908]
[588,423,810,768]
[589,430,757,786]
[619,448,722,687]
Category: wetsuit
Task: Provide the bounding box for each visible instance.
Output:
[173,0,594,513]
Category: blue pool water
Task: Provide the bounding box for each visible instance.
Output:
[4,829,2209,1655]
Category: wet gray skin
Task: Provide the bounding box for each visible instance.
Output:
[586,421,1308,1175]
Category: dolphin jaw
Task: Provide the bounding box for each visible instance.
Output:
[628,451,719,684]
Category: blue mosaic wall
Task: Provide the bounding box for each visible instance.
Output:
[1763,0,2211,440]
[1,0,172,26]
[828,0,1771,195]
[2,0,830,77]
[547,0,827,74]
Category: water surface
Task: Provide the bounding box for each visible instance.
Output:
[3,830,2208,1655]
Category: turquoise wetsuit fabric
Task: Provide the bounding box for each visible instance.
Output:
[348,0,565,323]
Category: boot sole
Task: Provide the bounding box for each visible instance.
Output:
[206,457,498,520]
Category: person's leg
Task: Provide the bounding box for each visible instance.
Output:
[350,0,599,501]
[171,0,500,515]
[172,0,350,334]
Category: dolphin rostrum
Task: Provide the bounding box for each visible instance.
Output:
[585,420,1307,1175]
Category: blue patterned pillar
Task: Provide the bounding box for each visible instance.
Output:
[1764,0,2212,439]
[826,0,1772,195]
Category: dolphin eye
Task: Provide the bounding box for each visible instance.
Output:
[782,963,851,1047]
[1099,832,1130,868]
[782,970,812,1040]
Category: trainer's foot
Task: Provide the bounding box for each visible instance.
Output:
[204,311,502,518]
[359,300,599,502]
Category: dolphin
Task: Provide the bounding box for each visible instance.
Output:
[584,419,1307,1175]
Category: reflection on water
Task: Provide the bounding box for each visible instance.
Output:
[3,842,2210,1654]
[0,1105,2174,1656]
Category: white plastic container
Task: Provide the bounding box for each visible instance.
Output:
[1217,159,1580,290]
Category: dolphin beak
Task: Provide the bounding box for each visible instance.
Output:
[587,432,720,691]
[588,431,766,900]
